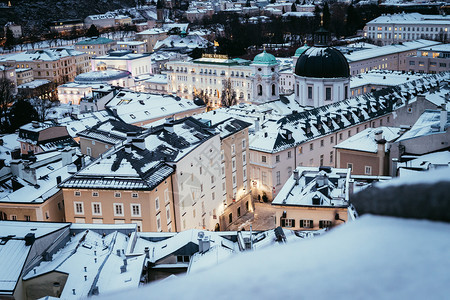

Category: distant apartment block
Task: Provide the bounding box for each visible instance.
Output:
[0,48,90,83]
[406,44,450,73]
[364,13,450,45]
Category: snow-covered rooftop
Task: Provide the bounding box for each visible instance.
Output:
[105,90,205,125]
[0,221,69,294]
[0,149,78,203]
[397,109,449,142]
[272,167,351,207]
[23,230,144,299]
[0,48,85,63]
[344,40,441,62]
[350,70,426,89]
[367,12,450,25]
[154,34,210,51]
[334,126,403,153]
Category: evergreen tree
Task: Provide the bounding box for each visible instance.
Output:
[8,99,39,131]
[270,0,276,4]
[291,3,297,12]
[346,5,361,36]
[86,24,99,37]
[245,0,251,7]
[4,28,15,50]
[322,3,330,30]
[296,0,300,4]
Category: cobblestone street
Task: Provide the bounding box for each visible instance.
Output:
[228,202,276,231]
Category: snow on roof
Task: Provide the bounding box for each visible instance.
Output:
[77,118,141,145]
[0,150,78,204]
[376,165,450,189]
[94,51,150,61]
[0,133,20,163]
[154,34,210,51]
[282,12,314,17]
[132,229,237,264]
[0,221,69,293]
[18,79,51,89]
[75,69,131,83]
[334,126,403,153]
[76,37,115,45]
[397,109,449,142]
[272,167,351,207]
[143,74,168,84]
[136,28,168,35]
[417,43,450,53]
[105,214,450,299]
[367,12,450,25]
[117,41,146,46]
[350,70,425,89]
[105,91,204,125]
[344,40,441,62]
[61,145,174,190]
[23,230,144,298]
[0,48,85,63]
[397,150,450,171]
[57,111,111,138]
[196,112,252,139]
[245,73,448,153]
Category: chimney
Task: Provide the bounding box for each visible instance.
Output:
[120,265,127,273]
[201,236,210,253]
[123,258,127,266]
[32,121,40,128]
[144,247,150,258]
[117,249,121,256]
[61,147,73,167]
[374,129,383,142]
[254,118,260,132]
[56,176,62,185]
[293,169,299,185]
[197,231,205,253]
[440,108,447,132]
[10,160,23,178]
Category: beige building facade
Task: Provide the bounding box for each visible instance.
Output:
[62,177,175,232]
[1,48,90,83]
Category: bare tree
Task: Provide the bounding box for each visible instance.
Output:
[221,78,237,108]
[194,90,213,111]
[28,82,59,122]
[0,74,15,130]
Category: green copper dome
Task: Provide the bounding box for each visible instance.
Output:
[294,43,310,57]
[253,50,277,65]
